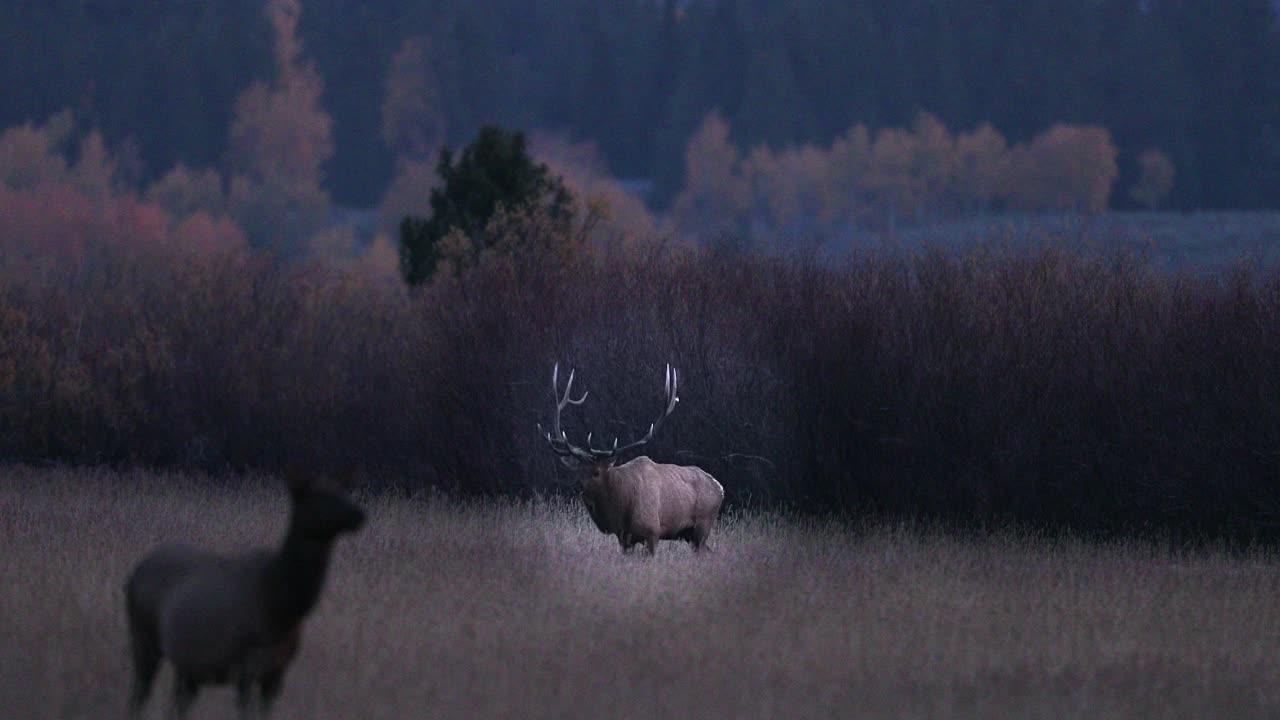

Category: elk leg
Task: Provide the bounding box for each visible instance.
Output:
[260,670,286,716]
[691,526,711,552]
[127,626,161,714]
[170,675,199,719]
[644,536,657,555]
[236,674,256,718]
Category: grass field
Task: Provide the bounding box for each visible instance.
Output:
[2,464,1279,719]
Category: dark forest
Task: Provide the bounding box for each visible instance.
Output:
[3,0,1278,210]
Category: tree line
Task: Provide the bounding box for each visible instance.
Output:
[2,202,1279,543]
[0,8,1143,269]
[671,111,1142,244]
[2,0,1277,211]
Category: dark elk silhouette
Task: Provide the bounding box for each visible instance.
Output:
[125,468,365,718]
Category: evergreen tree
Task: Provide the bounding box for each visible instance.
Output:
[398,125,573,285]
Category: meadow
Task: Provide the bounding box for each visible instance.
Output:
[3,464,1279,719]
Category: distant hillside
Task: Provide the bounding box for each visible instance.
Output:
[2,0,1278,210]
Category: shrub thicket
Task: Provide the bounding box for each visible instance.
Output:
[1,212,1278,541]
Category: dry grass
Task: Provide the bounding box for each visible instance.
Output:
[2,464,1279,719]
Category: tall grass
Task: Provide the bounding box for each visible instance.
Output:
[1,215,1279,538]
[2,465,1278,719]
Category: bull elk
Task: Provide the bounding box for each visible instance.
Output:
[124,468,365,718]
[541,363,724,555]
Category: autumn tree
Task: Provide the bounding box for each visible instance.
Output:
[70,131,119,198]
[6,1,1280,210]
[530,132,657,250]
[378,36,448,233]
[0,111,76,191]
[398,125,574,285]
[861,126,920,229]
[1002,125,1118,213]
[378,157,439,234]
[910,113,958,217]
[0,107,248,273]
[741,144,832,241]
[227,0,333,254]
[1129,149,1176,210]
[855,113,961,226]
[381,35,447,162]
[953,123,1008,214]
[670,110,751,238]
[145,164,228,219]
[667,111,1130,238]
[0,111,121,198]
[825,124,873,230]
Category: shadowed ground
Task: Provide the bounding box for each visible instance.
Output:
[2,464,1278,719]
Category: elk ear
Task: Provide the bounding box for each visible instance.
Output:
[285,465,312,497]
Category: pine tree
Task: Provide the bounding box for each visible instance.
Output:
[398,125,573,285]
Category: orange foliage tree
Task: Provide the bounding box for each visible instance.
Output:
[1129,148,1176,210]
[145,164,228,219]
[909,113,959,217]
[860,126,919,228]
[670,112,1124,239]
[1002,125,1119,213]
[953,123,1008,214]
[741,143,833,242]
[227,0,333,254]
[378,35,448,234]
[670,110,751,238]
[0,112,74,191]
[0,111,247,278]
[825,124,873,230]
[530,132,657,251]
[381,35,447,162]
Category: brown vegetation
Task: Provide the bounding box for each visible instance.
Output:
[225,0,333,254]
[671,111,1128,240]
[1,204,1279,539]
[1130,149,1177,210]
[0,70,1272,541]
[3,466,1279,719]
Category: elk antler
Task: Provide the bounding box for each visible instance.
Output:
[608,364,679,457]
[539,363,598,464]
[539,363,680,464]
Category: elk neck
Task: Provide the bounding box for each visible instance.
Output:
[266,516,336,626]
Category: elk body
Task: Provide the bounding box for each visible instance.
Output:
[124,469,365,718]
[542,363,724,555]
